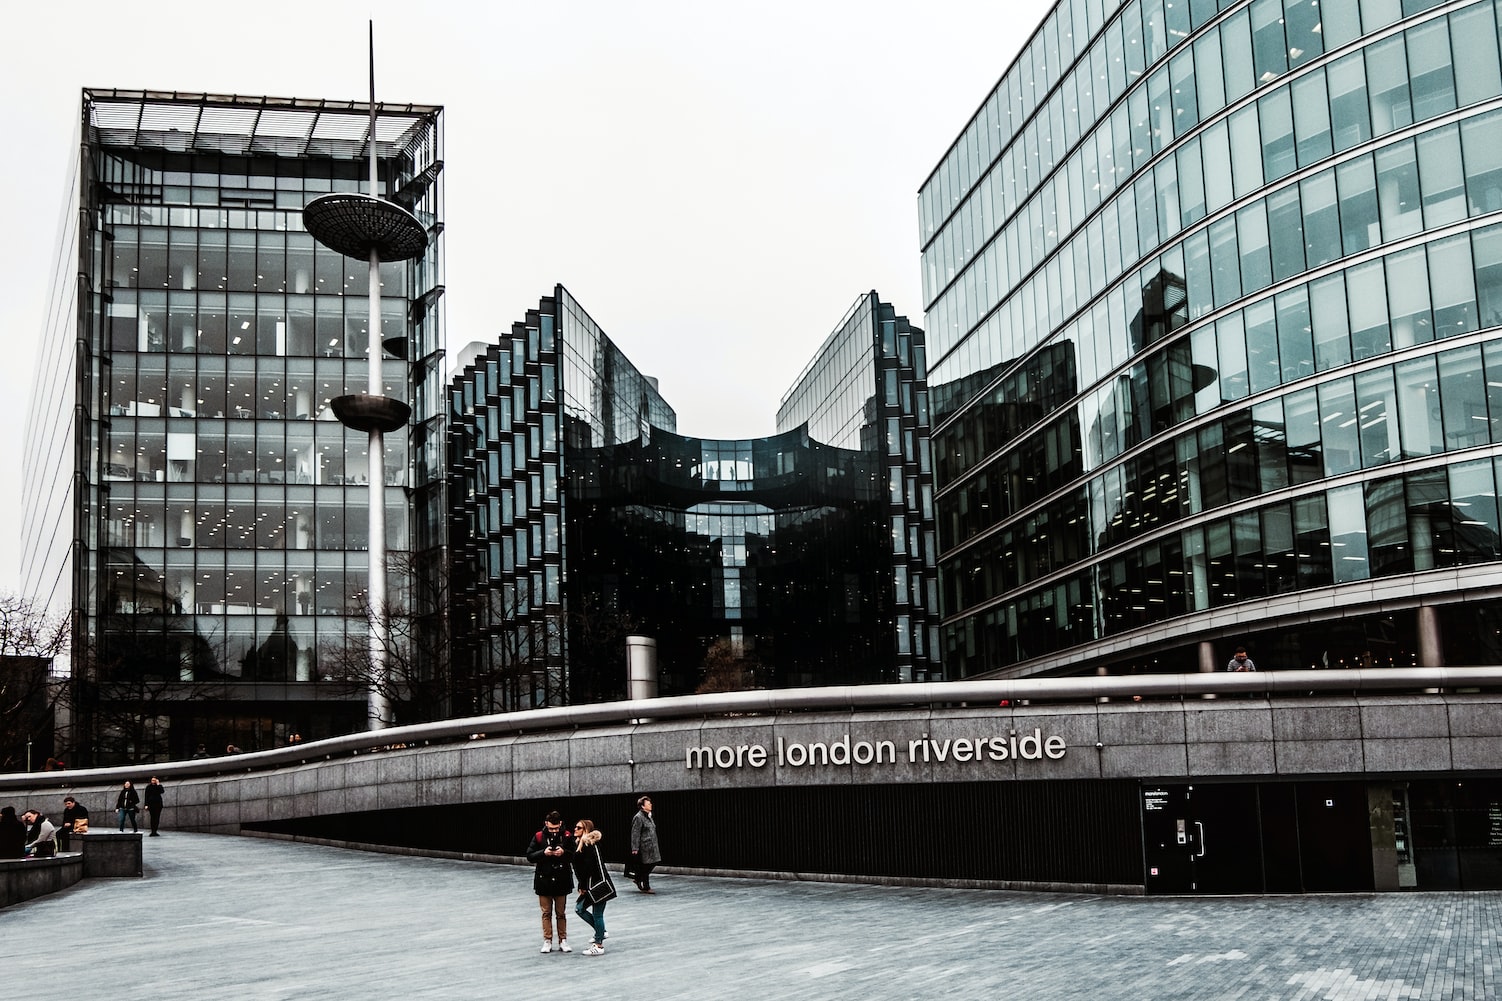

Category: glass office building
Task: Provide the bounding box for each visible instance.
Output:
[448,288,936,711]
[21,90,445,761]
[922,0,1502,677]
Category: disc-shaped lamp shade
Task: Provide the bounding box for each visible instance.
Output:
[303,193,429,262]
[330,394,411,434]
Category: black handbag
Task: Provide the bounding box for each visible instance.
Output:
[587,847,617,903]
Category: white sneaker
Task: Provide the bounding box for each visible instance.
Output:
[540,941,552,954]
[558,939,571,953]
[584,944,605,956]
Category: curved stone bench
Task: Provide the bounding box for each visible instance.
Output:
[0,853,84,908]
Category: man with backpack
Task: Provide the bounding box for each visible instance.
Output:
[526,810,576,953]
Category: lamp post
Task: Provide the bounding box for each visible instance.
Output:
[302,24,428,728]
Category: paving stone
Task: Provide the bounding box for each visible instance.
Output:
[0,833,1497,999]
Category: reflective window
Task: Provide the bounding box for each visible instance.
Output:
[1347,260,1391,360]
[1259,89,1297,181]
[1439,345,1490,451]
[1356,368,1399,467]
[1319,377,1361,476]
[1375,140,1423,241]
[1302,169,1342,268]
[1396,355,1443,458]
[1386,247,1433,349]
[1417,125,1467,228]
[1407,20,1456,121]
[1329,51,1373,151]
[1338,156,1381,256]
[1367,35,1413,135]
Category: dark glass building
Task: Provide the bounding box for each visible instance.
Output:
[447,287,937,711]
[21,90,445,762]
[921,0,1502,678]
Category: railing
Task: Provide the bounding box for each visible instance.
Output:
[4,666,1498,791]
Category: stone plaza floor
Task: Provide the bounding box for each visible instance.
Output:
[1,831,1497,999]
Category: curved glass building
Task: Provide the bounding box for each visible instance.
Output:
[448,287,937,711]
[922,0,1502,677]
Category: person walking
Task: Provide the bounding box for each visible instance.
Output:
[526,810,575,954]
[22,809,57,857]
[144,777,165,836]
[629,795,661,893]
[0,806,25,859]
[571,819,616,956]
[59,796,89,851]
[115,780,140,832]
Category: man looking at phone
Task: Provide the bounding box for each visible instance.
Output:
[527,810,576,953]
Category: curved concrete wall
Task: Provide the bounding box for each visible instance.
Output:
[4,693,1499,835]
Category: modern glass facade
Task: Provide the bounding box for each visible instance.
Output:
[777,292,941,682]
[922,0,1502,677]
[21,90,445,761]
[448,288,936,711]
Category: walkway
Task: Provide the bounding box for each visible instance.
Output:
[1,833,1496,999]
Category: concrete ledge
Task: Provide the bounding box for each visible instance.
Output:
[80,831,143,878]
[0,852,84,908]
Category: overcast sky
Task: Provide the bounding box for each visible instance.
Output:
[0,0,1053,596]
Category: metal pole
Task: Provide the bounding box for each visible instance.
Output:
[366,22,391,729]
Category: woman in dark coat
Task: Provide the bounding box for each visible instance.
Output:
[115,780,140,832]
[629,795,661,892]
[0,806,25,859]
[571,819,615,956]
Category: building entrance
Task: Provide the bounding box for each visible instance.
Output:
[1142,781,1374,894]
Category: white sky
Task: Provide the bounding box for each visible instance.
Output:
[0,0,1054,595]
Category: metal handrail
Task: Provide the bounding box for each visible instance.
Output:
[4,666,1498,791]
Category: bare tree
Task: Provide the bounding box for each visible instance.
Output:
[320,551,454,725]
[695,637,766,695]
[67,618,233,765]
[559,590,638,706]
[0,596,69,771]
[450,582,565,716]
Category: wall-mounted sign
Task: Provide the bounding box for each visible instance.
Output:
[684,729,1067,770]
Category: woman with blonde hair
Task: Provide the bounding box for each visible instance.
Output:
[570,819,616,956]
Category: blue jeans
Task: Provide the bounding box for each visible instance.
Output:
[575,896,607,944]
[117,808,137,831]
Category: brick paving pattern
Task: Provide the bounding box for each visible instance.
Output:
[1,833,1496,999]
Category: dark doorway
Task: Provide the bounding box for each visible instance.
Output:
[1143,784,1264,893]
[1297,782,1374,892]
[1143,780,1373,894]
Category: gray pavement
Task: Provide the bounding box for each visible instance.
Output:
[1,832,1498,999]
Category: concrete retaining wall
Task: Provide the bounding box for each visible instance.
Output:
[5,695,1500,835]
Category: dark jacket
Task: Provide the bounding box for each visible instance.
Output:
[526,826,576,896]
[144,783,165,809]
[630,809,661,865]
[116,787,140,811]
[571,830,615,903]
[62,802,89,830]
[0,808,24,859]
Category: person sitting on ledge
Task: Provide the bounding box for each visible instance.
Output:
[0,806,24,859]
[22,809,57,858]
[59,797,89,851]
